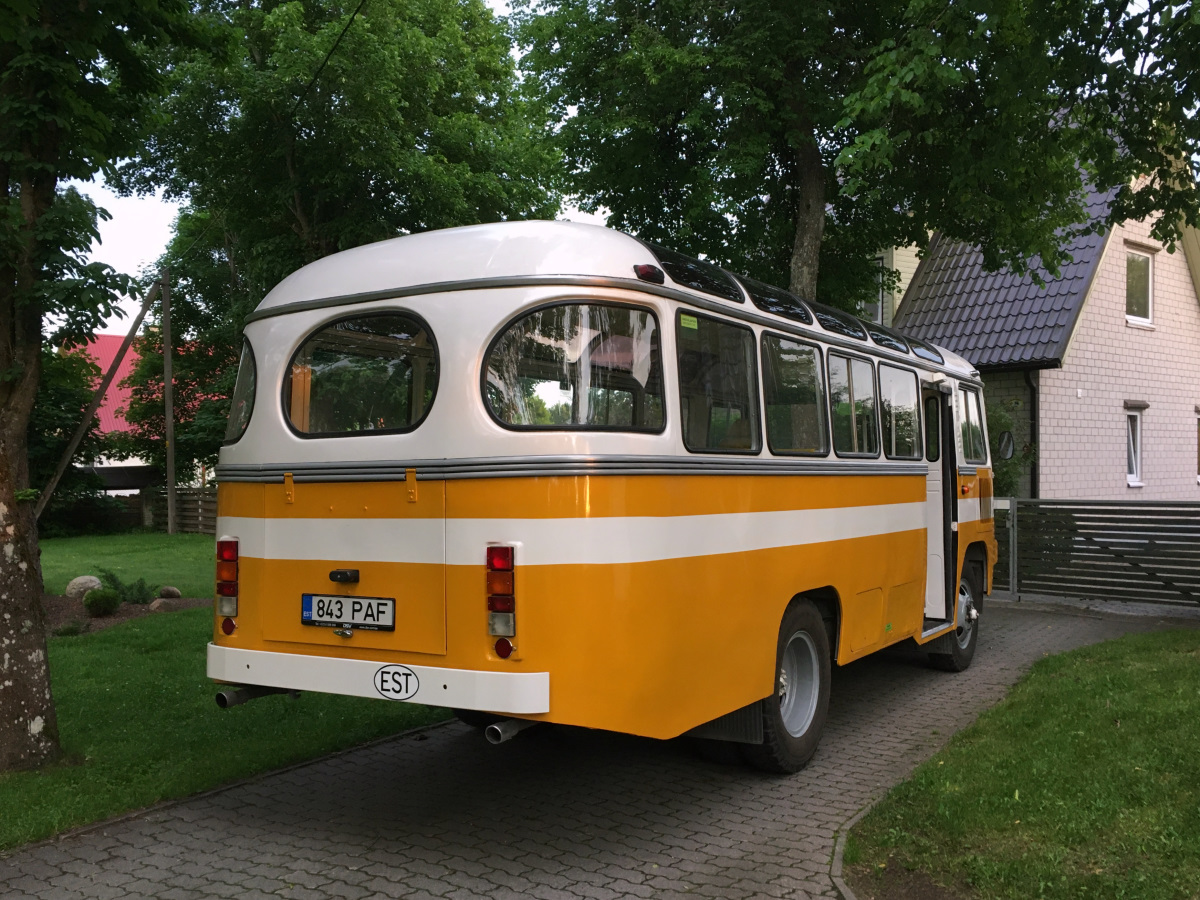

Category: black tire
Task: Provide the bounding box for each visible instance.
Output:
[929,560,983,672]
[452,708,503,729]
[742,599,832,774]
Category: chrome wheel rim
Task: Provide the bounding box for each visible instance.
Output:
[779,631,819,737]
[955,578,976,650]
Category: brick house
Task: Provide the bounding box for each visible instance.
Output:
[892,191,1200,500]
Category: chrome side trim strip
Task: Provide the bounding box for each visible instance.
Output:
[215,455,930,483]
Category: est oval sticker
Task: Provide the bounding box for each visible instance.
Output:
[374,664,419,701]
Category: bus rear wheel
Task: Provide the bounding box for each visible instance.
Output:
[743,599,831,774]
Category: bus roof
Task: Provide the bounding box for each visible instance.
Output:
[255,220,976,377]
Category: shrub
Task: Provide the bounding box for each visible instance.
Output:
[98,567,158,605]
[83,588,121,618]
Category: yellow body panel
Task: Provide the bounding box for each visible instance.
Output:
[213,472,994,740]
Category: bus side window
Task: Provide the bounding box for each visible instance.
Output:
[879,364,921,460]
[828,352,879,457]
[676,311,761,453]
[761,333,828,455]
[960,387,987,463]
[925,394,940,462]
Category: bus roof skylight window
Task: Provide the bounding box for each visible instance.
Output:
[809,302,868,341]
[865,322,910,354]
[284,313,438,437]
[909,337,944,364]
[485,303,665,432]
[737,275,814,325]
[642,242,744,304]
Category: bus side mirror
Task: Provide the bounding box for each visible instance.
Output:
[998,431,1015,460]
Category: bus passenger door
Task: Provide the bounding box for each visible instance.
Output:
[922,388,955,622]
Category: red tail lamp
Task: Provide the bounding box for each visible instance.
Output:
[634,264,665,284]
[486,545,514,571]
[216,538,239,618]
[486,545,516,647]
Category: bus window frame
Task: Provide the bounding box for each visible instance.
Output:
[675,308,763,455]
[480,298,669,435]
[826,349,881,460]
[281,308,441,441]
[760,330,830,458]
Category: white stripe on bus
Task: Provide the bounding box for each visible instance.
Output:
[217,501,926,567]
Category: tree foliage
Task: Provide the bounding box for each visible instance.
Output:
[28,347,123,537]
[514,0,1200,311]
[115,0,562,475]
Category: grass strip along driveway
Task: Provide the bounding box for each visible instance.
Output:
[0,609,448,852]
[846,628,1200,900]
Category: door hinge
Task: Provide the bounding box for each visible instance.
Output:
[405,467,418,503]
[284,472,295,504]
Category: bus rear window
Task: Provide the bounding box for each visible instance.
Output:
[485,303,665,431]
[224,339,256,444]
[285,313,438,437]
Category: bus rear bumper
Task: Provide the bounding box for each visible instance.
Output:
[206,644,550,714]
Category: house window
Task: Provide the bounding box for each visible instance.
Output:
[1125,250,1153,324]
[1126,411,1143,486]
[862,257,885,325]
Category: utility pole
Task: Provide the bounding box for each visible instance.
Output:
[161,268,176,535]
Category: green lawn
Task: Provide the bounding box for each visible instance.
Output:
[847,629,1200,900]
[0,609,449,850]
[40,532,216,598]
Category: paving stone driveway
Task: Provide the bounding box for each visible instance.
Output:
[2,603,1192,900]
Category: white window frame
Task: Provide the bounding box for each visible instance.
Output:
[1126,411,1143,487]
[1125,247,1154,326]
[864,257,886,325]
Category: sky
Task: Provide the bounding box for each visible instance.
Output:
[80,0,605,336]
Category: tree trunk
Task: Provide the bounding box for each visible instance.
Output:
[0,161,61,770]
[788,138,827,301]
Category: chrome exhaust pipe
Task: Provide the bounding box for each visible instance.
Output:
[215,685,296,709]
[484,718,538,744]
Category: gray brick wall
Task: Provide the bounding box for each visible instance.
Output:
[1039,218,1200,500]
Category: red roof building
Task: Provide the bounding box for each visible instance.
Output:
[81,334,139,434]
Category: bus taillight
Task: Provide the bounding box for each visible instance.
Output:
[216,538,239,618]
[486,545,516,645]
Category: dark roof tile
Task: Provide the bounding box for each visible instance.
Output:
[895,188,1114,369]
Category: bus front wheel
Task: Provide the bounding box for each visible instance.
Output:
[744,599,831,774]
[929,562,982,672]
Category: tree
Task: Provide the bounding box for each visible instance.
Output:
[0,0,191,771]
[115,0,561,474]
[514,1,1200,311]
[29,347,122,537]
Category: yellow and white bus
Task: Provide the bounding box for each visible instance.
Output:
[209,221,996,773]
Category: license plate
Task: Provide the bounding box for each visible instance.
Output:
[301,594,395,631]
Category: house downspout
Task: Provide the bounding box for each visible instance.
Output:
[1024,368,1039,499]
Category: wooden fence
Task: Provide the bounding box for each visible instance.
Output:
[145,487,217,535]
[993,499,1200,606]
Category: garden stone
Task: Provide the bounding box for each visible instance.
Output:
[159,585,182,599]
[65,575,102,602]
[149,598,175,612]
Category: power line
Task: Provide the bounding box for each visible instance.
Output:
[288,0,370,123]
